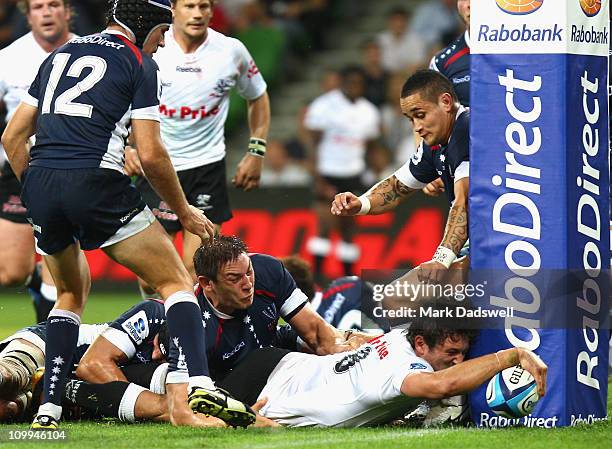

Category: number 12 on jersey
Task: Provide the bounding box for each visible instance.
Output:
[41,53,107,119]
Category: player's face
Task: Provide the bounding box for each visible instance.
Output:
[27,0,70,45]
[342,73,365,101]
[152,334,165,361]
[212,254,255,312]
[142,25,170,55]
[457,0,470,28]
[401,92,455,146]
[421,335,469,371]
[172,0,213,41]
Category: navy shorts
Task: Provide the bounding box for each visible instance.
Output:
[136,158,232,233]
[0,163,28,224]
[20,167,154,255]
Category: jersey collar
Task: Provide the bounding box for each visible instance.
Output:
[168,25,211,56]
[464,30,470,48]
[102,29,132,41]
[202,292,235,320]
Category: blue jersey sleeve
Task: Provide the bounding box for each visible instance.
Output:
[253,254,308,320]
[447,111,470,177]
[131,55,161,121]
[104,299,166,359]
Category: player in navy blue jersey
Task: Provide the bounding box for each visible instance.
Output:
[429,0,470,107]
[0,0,246,430]
[331,70,469,284]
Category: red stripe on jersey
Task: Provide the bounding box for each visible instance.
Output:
[255,289,276,299]
[322,282,355,301]
[116,34,143,65]
[444,47,470,69]
[214,318,224,350]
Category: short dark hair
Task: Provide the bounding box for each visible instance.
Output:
[387,6,408,18]
[193,235,248,281]
[340,64,366,81]
[401,69,459,104]
[406,299,479,348]
[281,255,315,301]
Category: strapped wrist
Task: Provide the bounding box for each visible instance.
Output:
[357,195,371,215]
[432,246,456,269]
[247,137,267,157]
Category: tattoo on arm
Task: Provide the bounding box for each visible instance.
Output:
[368,176,415,213]
[441,204,468,254]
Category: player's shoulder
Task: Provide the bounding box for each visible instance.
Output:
[454,107,470,134]
[310,89,342,109]
[0,32,36,57]
[251,253,284,274]
[327,276,362,290]
[208,28,244,50]
[431,32,468,72]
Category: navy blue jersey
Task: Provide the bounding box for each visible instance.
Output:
[394,108,470,206]
[167,253,308,381]
[315,276,390,332]
[430,32,470,106]
[24,31,160,172]
[105,299,166,365]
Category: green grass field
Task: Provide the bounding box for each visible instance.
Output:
[0,291,610,449]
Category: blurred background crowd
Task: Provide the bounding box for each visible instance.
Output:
[0,0,467,189]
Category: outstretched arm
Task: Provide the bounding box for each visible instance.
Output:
[331,175,418,216]
[401,347,547,400]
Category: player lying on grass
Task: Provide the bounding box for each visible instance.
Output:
[70,235,362,427]
[215,300,547,427]
[0,303,169,422]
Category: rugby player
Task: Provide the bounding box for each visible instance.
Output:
[424,0,470,198]
[218,301,547,427]
[305,66,380,280]
[1,0,253,430]
[125,0,270,293]
[331,70,469,284]
[0,0,75,321]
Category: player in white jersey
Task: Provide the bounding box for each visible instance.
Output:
[217,301,548,427]
[304,66,380,281]
[126,0,270,290]
[0,0,74,321]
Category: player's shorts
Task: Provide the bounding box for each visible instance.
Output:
[216,347,290,406]
[136,159,232,233]
[317,175,364,201]
[0,163,28,224]
[20,167,154,255]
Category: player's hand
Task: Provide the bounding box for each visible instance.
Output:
[233,153,263,191]
[417,260,448,284]
[251,397,281,428]
[516,348,548,398]
[331,192,362,216]
[422,178,445,197]
[124,146,143,176]
[179,205,215,242]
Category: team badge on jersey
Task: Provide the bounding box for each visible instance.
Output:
[121,310,149,345]
[409,362,429,370]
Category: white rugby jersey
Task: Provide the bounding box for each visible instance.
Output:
[0,32,74,161]
[304,90,380,178]
[153,28,267,171]
[259,329,433,427]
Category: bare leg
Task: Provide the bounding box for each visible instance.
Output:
[0,219,35,286]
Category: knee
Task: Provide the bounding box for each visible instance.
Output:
[0,269,30,287]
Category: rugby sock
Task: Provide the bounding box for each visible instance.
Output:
[307,237,331,278]
[336,241,360,276]
[38,309,80,419]
[164,291,212,388]
[64,380,144,422]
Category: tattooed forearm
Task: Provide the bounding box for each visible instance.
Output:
[367,176,416,213]
[441,204,468,254]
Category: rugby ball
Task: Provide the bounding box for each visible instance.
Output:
[486,366,539,418]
